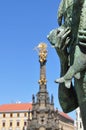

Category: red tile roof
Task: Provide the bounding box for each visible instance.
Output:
[58,111,74,121]
[0,103,32,112]
[0,103,73,121]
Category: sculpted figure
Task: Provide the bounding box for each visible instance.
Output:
[47,0,86,129]
[55,0,86,88]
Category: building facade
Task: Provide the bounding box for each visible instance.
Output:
[58,111,75,130]
[0,103,32,130]
[75,108,84,130]
[0,103,75,130]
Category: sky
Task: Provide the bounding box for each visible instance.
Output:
[0,0,76,120]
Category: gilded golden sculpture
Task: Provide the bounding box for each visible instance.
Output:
[37,43,47,63]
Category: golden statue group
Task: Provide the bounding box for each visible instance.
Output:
[47,0,86,129]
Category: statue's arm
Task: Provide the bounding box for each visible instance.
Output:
[57,0,65,26]
[55,47,78,113]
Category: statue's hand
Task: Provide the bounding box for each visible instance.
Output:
[47,26,71,50]
[56,27,71,50]
[47,26,71,66]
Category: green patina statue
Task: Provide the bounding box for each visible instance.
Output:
[47,0,86,129]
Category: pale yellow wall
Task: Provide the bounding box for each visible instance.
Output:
[0,112,30,130]
[0,112,74,130]
[59,120,75,130]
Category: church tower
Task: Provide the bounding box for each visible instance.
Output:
[27,43,59,130]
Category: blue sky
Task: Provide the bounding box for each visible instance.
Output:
[0,0,76,119]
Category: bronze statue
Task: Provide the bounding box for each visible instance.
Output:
[47,0,86,129]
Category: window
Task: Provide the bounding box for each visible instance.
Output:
[17,122,20,127]
[2,122,5,127]
[3,113,5,118]
[10,113,13,118]
[10,122,12,127]
[24,113,27,117]
[17,113,20,117]
[24,121,27,126]
[80,122,82,128]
